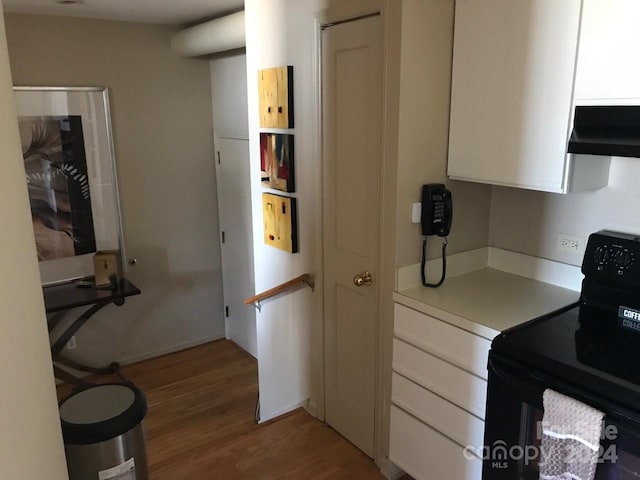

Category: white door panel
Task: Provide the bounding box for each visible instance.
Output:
[323,14,382,458]
[215,137,256,357]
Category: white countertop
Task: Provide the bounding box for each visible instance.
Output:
[394,267,580,341]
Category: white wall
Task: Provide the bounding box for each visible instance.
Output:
[394,0,492,268]
[244,0,323,421]
[243,0,482,431]
[0,4,69,478]
[490,156,640,266]
[5,14,225,365]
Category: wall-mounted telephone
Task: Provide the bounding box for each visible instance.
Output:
[420,184,453,288]
[421,184,453,237]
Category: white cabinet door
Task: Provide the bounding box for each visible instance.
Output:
[447,0,582,193]
[389,406,483,480]
[393,339,488,419]
[393,304,491,379]
[392,373,485,450]
[574,0,640,102]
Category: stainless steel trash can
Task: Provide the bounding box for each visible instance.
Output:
[60,383,149,480]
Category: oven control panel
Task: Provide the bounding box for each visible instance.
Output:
[582,230,640,285]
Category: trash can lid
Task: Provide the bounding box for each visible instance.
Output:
[60,383,147,445]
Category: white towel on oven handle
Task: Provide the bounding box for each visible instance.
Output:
[539,389,604,480]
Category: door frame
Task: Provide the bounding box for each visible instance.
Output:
[312,0,402,473]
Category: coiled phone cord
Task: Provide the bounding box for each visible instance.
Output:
[421,236,448,288]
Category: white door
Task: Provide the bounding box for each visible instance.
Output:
[322,14,383,458]
[215,137,257,357]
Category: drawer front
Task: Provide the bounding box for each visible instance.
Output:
[393,338,487,419]
[389,406,483,480]
[392,372,485,449]
[394,303,491,379]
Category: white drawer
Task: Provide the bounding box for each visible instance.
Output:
[393,338,487,419]
[392,372,485,449]
[389,406,483,480]
[394,303,492,379]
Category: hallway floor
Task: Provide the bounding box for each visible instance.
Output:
[60,340,388,479]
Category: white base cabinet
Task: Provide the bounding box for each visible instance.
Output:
[389,304,492,480]
[392,373,485,451]
[390,407,483,480]
[393,339,487,419]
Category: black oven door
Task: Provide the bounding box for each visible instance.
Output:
[483,353,640,480]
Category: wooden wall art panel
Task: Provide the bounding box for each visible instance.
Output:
[260,133,295,192]
[262,193,298,253]
[258,66,294,128]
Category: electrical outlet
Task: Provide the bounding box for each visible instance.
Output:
[556,233,584,254]
[66,336,77,350]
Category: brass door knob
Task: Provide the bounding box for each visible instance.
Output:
[353,271,373,287]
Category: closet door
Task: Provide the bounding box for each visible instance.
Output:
[211,54,256,357]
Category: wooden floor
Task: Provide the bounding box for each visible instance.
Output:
[59,340,387,479]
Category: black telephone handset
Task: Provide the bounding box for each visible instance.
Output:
[421,184,452,237]
[420,184,452,288]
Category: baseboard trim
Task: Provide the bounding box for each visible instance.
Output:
[305,399,321,419]
[117,333,226,366]
[54,334,227,385]
[377,457,405,480]
[258,399,309,424]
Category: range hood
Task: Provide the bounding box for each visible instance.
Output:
[568,105,640,158]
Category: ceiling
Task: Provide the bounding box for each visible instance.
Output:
[1,0,244,26]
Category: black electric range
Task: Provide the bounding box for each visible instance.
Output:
[483,231,640,479]
[493,304,640,412]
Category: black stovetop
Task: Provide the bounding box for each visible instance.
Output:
[492,303,640,411]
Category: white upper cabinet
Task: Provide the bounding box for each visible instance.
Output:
[447,0,585,193]
[574,0,640,102]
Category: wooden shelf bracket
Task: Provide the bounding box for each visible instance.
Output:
[244,273,314,312]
